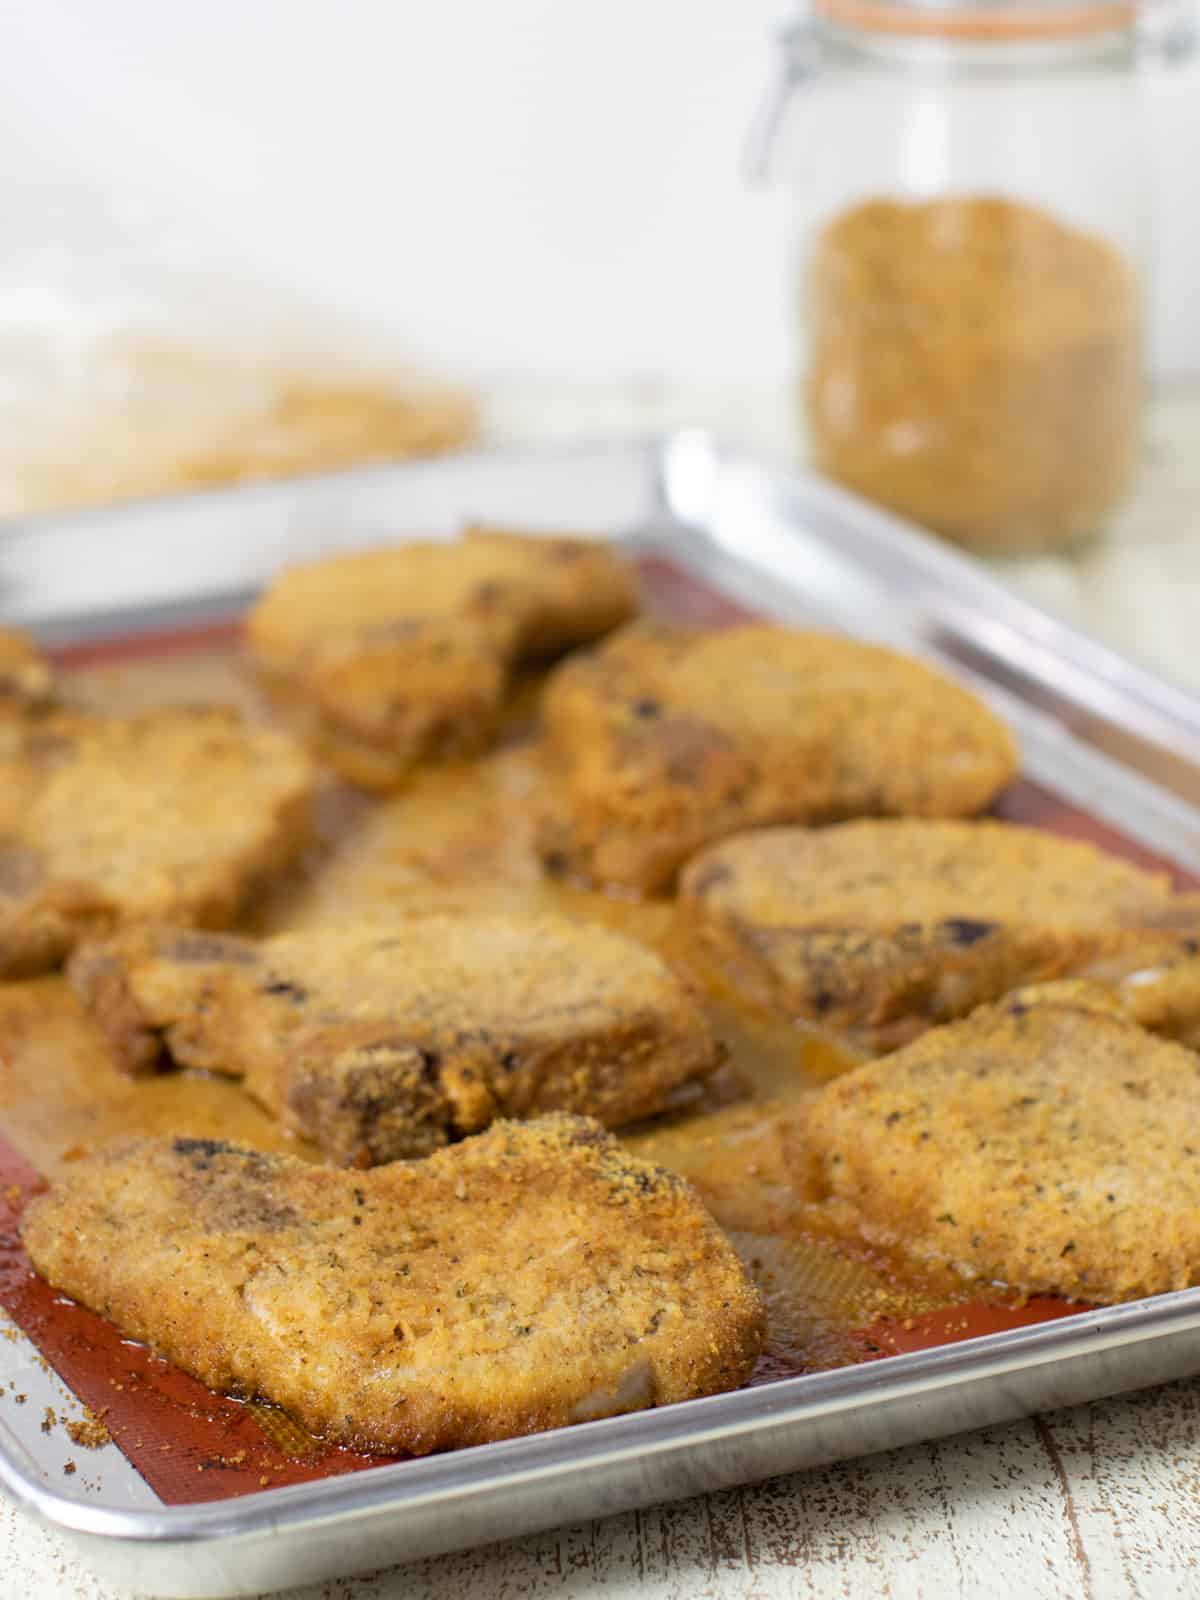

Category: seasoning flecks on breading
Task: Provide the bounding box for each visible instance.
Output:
[20,1117,765,1455]
[680,819,1199,1050]
[0,707,315,977]
[536,622,1018,892]
[70,912,721,1165]
[246,527,638,789]
[805,985,1200,1302]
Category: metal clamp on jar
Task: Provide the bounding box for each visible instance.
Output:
[750,0,1194,553]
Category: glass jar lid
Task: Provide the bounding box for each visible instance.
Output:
[746,0,1195,180]
[812,0,1136,41]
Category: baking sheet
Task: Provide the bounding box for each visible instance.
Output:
[1,434,1199,1597]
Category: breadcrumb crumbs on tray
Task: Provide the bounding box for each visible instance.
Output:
[65,1407,112,1449]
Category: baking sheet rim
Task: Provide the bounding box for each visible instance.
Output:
[6,1285,1200,1543]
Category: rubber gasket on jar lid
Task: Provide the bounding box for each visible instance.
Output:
[813,0,1136,40]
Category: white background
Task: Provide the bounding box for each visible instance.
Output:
[0,0,1196,383]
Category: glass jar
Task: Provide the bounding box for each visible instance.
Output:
[753,0,1185,554]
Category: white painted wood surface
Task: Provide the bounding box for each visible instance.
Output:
[4,378,1199,1598]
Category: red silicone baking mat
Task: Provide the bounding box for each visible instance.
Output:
[0,553,1195,1505]
[0,1147,1090,1505]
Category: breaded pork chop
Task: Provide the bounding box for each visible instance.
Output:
[680,820,1200,1050]
[806,985,1200,1302]
[21,1117,765,1455]
[0,629,56,716]
[71,913,720,1165]
[1116,946,1200,1050]
[247,527,638,789]
[536,622,1018,892]
[0,707,314,977]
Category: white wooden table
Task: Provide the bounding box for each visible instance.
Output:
[5,379,1200,1599]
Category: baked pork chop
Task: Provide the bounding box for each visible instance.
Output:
[0,707,315,977]
[0,629,56,716]
[70,912,721,1164]
[536,622,1018,892]
[247,527,638,789]
[1115,944,1200,1050]
[806,984,1200,1302]
[680,819,1200,1050]
[21,1117,765,1455]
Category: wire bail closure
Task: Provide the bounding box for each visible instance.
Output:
[744,0,1195,185]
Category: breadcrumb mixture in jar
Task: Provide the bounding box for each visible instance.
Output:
[806,194,1142,550]
[750,0,1172,552]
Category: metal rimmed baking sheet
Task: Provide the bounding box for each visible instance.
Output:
[1,433,1198,1598]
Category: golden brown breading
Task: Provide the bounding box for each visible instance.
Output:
[0,629,56,715]
[0,707,315,977]
[247,527,638,789]
[70,913,721,1164]
[805,986,1200,1302]
[20,1117,765,1455]
[536,622,1018,892]
[680,820,1199,1050]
